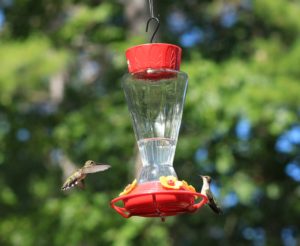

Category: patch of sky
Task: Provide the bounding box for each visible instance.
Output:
[222,191,238,208]
[210,182,220,199]
[242,227,265,246]
[198,162,214,173]
[167,11,189,33]
[79,60,100,82]
[286,126,300,145]
[276,125,300,153]
[50,148,63,164]
[195,148,208,162]
[236,118,251,141]
[16,128,31,142]
[195,147,214,172]
[276,136,293,153]
[285,161,300,182]
[0,9,4,29]
[281,227,298,246]
[220,5,238,28]
[180,27,204,48]
[33,103,57,115]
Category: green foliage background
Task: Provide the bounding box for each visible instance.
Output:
[0,0,299,245]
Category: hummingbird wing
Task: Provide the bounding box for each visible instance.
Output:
[82,164,111,174]
[206,189,222,214]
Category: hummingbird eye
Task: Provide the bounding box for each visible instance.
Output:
[204,176,211,182]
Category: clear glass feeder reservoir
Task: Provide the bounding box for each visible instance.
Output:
[122,69,188,183]
[111,43,207,219]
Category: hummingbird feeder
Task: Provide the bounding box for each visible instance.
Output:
[110,1,208,220]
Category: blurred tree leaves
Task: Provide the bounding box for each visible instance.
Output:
[0,36,70,105]
[57,3,124,44]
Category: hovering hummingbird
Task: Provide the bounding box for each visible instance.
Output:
[200,175,222,214]
[61,160,111,191]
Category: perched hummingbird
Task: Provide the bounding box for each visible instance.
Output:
[200,175,222,214]
[61,160,111,191]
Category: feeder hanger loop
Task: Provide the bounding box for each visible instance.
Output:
[146,0,160,43]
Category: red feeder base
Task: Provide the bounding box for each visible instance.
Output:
[111,181,208,220]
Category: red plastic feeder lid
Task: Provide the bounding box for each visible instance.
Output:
[125,43,182,79]
[111,181,208,221]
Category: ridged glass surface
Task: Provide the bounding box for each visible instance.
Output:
[122,69,188,183]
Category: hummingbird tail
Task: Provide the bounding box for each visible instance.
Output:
[208,203,223,215]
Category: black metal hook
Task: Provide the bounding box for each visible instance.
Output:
[146,16,160,43]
